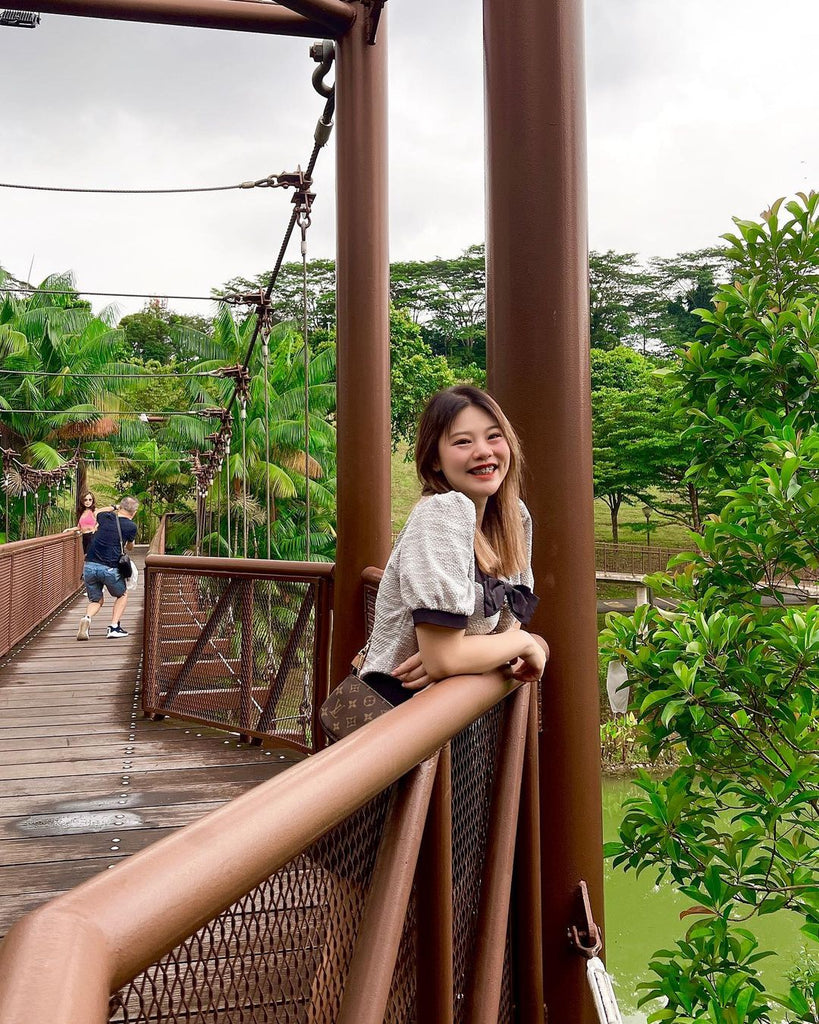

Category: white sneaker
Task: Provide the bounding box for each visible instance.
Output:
[77,616,91,641]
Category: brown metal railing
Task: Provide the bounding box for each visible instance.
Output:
[0,531,84,659]
[595,540,683,576]
[146,513,169,556]
[142,554,334,753]
[0,671,542,1024]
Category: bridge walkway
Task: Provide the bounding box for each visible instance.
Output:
[0,546,300,939]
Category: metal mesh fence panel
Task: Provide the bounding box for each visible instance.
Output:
[0,533,83,658]
[110,789,393,1024]
[143,569,331,753]
[450,703,505,1024]
[109,703,516,1024]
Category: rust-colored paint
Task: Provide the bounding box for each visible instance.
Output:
[484,0,604,1019]
[0,669,522,1022]
[337,755,439,1024]
[332,2,392,685]
[513,681,547,1022]
[416,743,454,1024]
[21,0,335,36]
[464,683,530,1023]
[0,532,84,659]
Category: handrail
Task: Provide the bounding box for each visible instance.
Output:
[145,552,335,580]
[141,555,334,750]
[0,530,84,659]
[0,669,525,1023]
[146,513,168,556]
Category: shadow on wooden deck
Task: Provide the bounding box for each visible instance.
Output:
[0,546,302,937]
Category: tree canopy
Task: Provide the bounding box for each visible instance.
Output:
[602,192,819,1022]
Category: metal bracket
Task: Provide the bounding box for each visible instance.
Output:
[568,880,604,959]
[363,0,386,45]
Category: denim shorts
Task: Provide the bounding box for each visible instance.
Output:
[83,561,126,601]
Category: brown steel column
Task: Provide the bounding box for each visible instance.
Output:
[332,3,392,684]
[483,1,603,1021]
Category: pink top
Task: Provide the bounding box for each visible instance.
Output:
[78,510,97,530]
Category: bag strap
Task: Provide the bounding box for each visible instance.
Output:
[352,637,373,676]
[113,510,126,556]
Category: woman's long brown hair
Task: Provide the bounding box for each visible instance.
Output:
[415,386,527,577]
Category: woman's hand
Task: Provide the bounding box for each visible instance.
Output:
[393,651,433,692]
[509,633,548,682]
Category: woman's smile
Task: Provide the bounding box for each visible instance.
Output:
[435,405,510,514]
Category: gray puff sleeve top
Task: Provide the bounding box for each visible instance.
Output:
[363,491,535,678]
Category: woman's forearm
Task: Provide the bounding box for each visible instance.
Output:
[415,624,541,682]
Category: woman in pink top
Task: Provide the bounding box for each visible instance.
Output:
[77,491,98,555]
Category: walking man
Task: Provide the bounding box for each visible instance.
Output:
[77,496,139,641]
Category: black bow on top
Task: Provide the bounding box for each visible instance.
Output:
[479,571,540,624]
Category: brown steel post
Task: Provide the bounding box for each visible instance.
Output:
[512,680,546,1022]
[331,1,392,686]
[311,574,334,751]
[141,566,162,715]
[337,755,439,1024]
[484,0,603,1020]
[416,743,454,1024]
[464,684,530,1024]
[239,578,255,736]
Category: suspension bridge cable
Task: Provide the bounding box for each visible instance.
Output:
[0,368,220,379]
[0,408,223,416]
[226,91,335,420]
[0,173,308,196]
[301,218,311,562]
[1,285,223,302]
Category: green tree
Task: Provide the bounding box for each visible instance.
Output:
[0,272,146,532]
[592,383,661,541]
[602,193,819,1022]
[171,308,337,560]
[589,250,638,350]
[389,305,456,451]
[119,299,212,365]
[218,260,337,335]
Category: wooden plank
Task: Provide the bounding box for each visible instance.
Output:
[0,762,286,816]
[0,549,313,952]
[0,856,128,896]
[0,799,238,840]
[0,750,285,780]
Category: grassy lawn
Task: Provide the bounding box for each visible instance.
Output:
[392,448,695,548]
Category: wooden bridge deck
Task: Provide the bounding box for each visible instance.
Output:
[0,547,301,938]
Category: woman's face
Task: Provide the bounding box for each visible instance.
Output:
[82,495,94,506]
[435,404,510,509]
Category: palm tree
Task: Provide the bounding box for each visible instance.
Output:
[0,272,148,537]
[164,308,337,559]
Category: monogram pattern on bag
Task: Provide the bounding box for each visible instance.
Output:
[319,674,393,741]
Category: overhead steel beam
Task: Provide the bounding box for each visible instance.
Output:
[20,0,343,36]
[273,0,354,36]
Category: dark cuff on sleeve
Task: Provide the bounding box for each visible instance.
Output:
[412,608,469,629]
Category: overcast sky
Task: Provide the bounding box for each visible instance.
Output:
[1,0,816,318]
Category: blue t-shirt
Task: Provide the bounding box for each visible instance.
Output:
[86,511,137,569]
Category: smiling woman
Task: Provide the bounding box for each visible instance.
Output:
[354,385,548,702]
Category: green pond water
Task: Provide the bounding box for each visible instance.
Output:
[602,776,807,1022]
